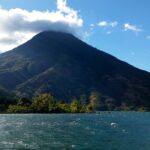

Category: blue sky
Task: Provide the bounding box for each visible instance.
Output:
[0,0,149,72]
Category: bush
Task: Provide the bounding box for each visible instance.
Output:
[7,105,31,113]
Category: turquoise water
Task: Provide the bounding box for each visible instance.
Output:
[0,112,150,150]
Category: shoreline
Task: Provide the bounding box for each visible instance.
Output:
[0,111,148,115]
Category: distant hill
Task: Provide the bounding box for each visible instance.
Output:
[0,31,150,109]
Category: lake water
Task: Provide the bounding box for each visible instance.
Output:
[0,112,150,150]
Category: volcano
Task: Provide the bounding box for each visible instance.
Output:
[0,31,150,108]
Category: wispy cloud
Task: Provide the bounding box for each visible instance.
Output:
[97,21,118,28]
[0,0,83,52]
[83,24,95,40]
[124,23,142,33]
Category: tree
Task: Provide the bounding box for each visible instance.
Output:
[31,94,56,113]
[80,94,87,106]
[86,104,93,113]
[79,94,87,112]
[7,105,30,113]
[89,91,101,111]
[70,99,81,113]
[58,103,70,113]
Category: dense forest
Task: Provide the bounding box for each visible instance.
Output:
[0,91,148,113]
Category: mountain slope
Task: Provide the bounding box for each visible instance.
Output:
[0,31,150,107]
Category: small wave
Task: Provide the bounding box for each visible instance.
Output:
[110,122,118,128]
[71,144,76,148]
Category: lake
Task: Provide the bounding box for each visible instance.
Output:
[0,112,150,150]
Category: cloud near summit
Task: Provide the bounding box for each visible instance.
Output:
[0,0,83,52]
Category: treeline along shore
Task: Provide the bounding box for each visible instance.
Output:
[0,92,148,113]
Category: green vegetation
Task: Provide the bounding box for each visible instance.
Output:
[6,94,89,113]
[0,91,148,113]
[6,92,105,113]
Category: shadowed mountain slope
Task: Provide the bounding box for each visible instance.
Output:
[0,31,150,107]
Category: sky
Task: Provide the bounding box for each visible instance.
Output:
[0,0,149,72]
